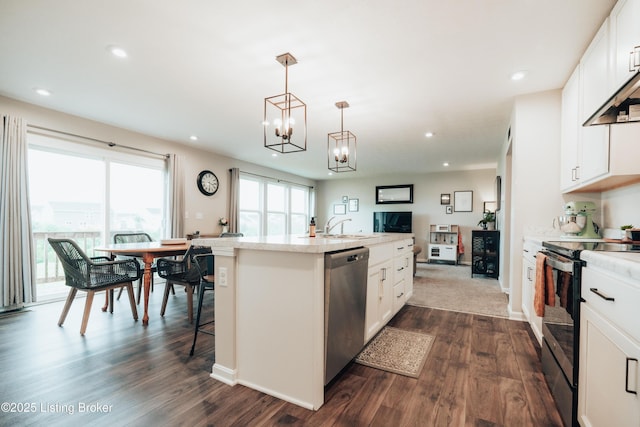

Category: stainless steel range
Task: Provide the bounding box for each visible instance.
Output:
[539,240,640,427]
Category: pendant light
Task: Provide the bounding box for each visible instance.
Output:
[264,53,307,153]
[327,101,357,172]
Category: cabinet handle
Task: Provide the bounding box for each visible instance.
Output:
[527,266,533,281]
[397,292,404,299]
[589,287,615,301]
[575,165,580,180]
[571,167,577,181]
[397,267,403,272]
[626,358,638,395]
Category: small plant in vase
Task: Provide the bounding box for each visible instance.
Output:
[478,211,496,230]
[219,217,229,234]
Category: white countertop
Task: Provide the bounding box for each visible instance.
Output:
[194,232,413,254]
[580,251,640,282]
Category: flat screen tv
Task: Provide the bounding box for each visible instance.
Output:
[373,211,412,233]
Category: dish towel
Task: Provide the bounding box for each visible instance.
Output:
[534,253,555,317]
[557,271,573,316]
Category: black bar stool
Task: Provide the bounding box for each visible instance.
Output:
[189,253,215,356]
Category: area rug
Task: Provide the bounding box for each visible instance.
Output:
[408,263,509,318]
[355,326,434,378]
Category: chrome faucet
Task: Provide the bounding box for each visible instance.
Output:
[325,217,352,234]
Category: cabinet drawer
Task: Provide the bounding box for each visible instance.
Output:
[582,267,640,342]
[394,238,413,254]
[368,243,393,266]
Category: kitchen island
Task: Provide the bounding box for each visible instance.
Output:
[194,233,414,410]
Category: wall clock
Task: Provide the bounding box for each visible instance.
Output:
[197,170,219,196]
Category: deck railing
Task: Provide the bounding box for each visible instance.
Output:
[33,231,103,283]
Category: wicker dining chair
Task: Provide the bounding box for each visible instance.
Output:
[113,232,157,304]
[157,245,212,323]
[48,238,141,335]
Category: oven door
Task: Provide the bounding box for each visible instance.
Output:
[539,250,582,386]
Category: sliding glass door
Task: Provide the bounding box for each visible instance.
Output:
[27,133,166,299]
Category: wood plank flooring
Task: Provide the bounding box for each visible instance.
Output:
[0,285,563,427]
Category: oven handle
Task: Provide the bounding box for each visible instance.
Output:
[539,250,575,273]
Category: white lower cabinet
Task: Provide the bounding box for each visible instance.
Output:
[521,239,543,343]
[578,266,640,427]
[365,238,414,342]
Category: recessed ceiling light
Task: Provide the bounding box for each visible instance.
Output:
[34,88,51,96]
[328,172,333,176]
[271,153,278,157]
[108,45,128,58]
[189,135,198,141]
[511,71,526,81]
[425,132,434,138]
[443,162,449,167]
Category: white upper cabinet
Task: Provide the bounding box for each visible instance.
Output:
[561,1,640,193]
[610,0,640,90]
[561,67,580,190]
[580,19,611,124]
[579,19,610,185]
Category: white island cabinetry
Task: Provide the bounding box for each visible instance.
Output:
[578,252,640,427]
[198,233,413,411]
[364,237,414,343]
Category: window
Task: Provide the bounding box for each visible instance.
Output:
[239,174,311,237]
[27,132,167,297]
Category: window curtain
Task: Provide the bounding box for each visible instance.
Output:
[167,154,184,238]
[228,167,240,233]
[0,115,36,309]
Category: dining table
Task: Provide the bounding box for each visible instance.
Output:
[95,240,191,325]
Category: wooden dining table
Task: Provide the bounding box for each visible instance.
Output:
[95,241,191,325]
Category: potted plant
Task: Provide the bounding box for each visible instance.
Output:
[478,211,496,230]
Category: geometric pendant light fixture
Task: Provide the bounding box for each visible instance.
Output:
[264,53,307,153]
[327,101,356,172]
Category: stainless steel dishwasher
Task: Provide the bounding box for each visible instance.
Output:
[324,246,369,385]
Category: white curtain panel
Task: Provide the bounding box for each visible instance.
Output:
[0,114,36,309]
[167,154,184,238]
[228,167,240,233]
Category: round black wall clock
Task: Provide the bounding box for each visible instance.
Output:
[197,170,219,196]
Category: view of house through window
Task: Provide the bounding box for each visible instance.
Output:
[28,135,166,300]
[238,174,311,237]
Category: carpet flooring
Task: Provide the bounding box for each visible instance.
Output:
[408,262,509,318]
[355,326,434,377]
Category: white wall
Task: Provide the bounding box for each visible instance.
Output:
[1,95,315,236]
[601,182,640,229]
[507,89,565,319]
[316,169,497,264]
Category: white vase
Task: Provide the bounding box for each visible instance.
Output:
[221,226,229,234]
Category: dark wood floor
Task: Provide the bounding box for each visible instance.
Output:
[0,284,563,427]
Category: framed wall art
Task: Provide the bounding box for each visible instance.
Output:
[349,198,359,212]
[495,176,502,211]
[333,204,347,215]
[440,193,450,205]
[454,191,473,212]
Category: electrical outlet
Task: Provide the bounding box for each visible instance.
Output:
[218,267,227,287]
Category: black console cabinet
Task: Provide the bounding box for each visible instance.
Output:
[471,230,499,278]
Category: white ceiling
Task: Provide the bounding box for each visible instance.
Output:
[0,0,616,180]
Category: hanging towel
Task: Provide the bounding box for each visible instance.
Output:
[457,232,464,255]
[557,271,573,317]
[534,253,555,317]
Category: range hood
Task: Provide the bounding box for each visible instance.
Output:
[583,70,640,126]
